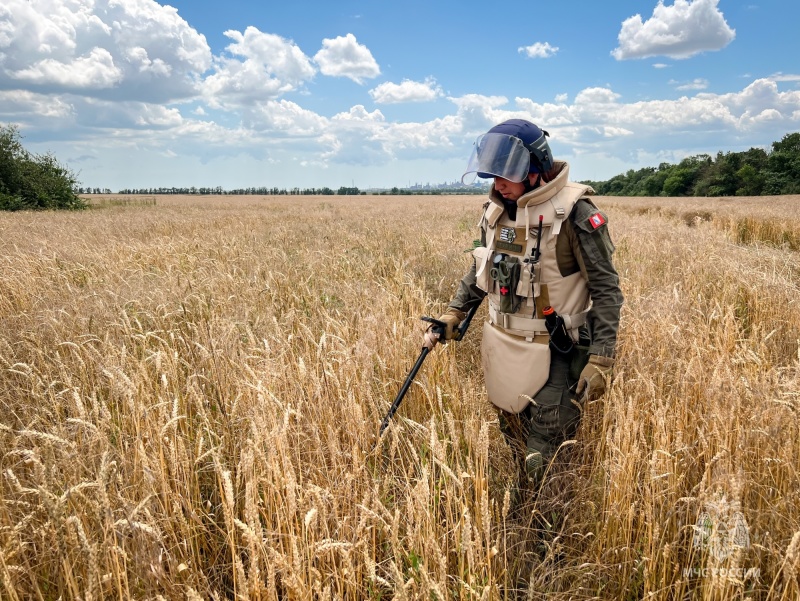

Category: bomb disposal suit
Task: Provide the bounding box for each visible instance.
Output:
[444,121,623,475]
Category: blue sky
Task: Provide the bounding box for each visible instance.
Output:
[1,0,799,191]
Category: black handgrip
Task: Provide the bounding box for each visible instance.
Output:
[421,315,447,339]
[421,303,479,343]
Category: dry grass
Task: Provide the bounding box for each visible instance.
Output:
[1,193,799,600]
[605,195,800,251]
[85,195,158,209]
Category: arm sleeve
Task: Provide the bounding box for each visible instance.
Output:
[448,260,487,314]
[570,201,624,358]
[448,223,488,313]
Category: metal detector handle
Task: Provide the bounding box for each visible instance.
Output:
[453,303,479,341]
[420,315,446,340]
[421,302,479,343]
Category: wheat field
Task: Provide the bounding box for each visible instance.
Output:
[0,193,798,600]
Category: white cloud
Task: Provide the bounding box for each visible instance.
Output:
[602,127,635,137]
[575,88,621,105]
[244,99,328,135]
[203,27,316,107]
[702,78,800,121]
[653,63,669,69]
[518,42,559,59]
[133,104,183,127]
[612,0,735,60]
[126,47,172,76]
[0,89,74,119]
[383,116,462,150]
[332,105,385,123]
[313,33,380,84]
[448,95,509,111]
[767,72,800,83]
[555,93,569,103]
[223,27,315,83]
[68,97,185,130]
[445,94,512,134]
[749,108,782,124]
[323,112,462,166]
[12,47,123,88]
[672,78,709,90]
[0,0,212,102]
[368,78,443,104]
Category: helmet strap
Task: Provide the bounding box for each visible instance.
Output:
[524,130,552,173]
[522,173,540,194]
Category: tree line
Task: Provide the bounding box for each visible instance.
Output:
[111,185,486,196]
[584,132,800,197]
[114,186,343,195]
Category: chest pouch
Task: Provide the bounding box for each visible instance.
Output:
[491,254,522,314]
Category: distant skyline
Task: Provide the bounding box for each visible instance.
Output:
[1,0,799,191]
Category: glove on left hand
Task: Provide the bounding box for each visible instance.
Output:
[576,355,614,402]
[422,308,466,349]
[437,308,467,341]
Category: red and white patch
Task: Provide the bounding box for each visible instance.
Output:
[589,212,606,229]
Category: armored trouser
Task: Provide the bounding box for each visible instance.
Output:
[498,341,590,480]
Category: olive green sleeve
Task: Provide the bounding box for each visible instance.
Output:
[448,259,487,313]
[448,225,488,313]
[570,200,624,358]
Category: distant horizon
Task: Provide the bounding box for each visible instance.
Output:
[78,181,491,195]
[75,128,798,195]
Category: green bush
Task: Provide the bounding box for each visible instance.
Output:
[0,123,86,211]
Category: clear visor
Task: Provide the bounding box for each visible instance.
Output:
[461,132,530,184]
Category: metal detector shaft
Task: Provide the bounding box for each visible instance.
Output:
[379,346,430,435]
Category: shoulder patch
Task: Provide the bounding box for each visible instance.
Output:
[589,212,606,229]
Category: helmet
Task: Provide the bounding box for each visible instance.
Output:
[461,119,553,184]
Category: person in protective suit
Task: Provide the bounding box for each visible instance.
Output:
[424,119,623,488]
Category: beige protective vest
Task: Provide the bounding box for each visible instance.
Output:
[473,166,593,413]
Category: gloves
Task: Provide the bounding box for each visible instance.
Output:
[575,355,614,402]
[423,308,466,349]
